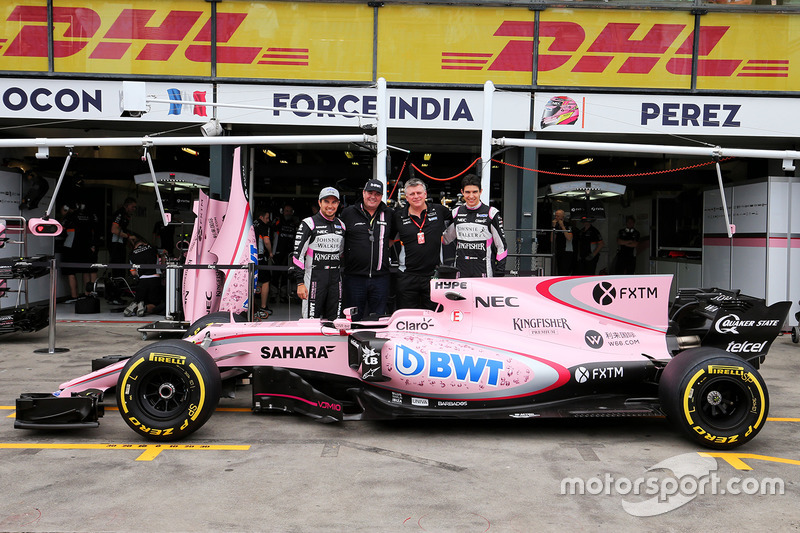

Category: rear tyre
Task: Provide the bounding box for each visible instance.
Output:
[659,347,768,450]
[116,340,221,441]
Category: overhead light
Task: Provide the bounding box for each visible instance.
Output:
[279,159,288,164]
[133,171,210,188]
[423,153,432,161]
[200,118,223,137]
[264,149,276,157]
[577,157,593,165]
[182,147,199,156]
[544,180,626,199]
[421,163,429,167]
[344,151,354,159]
[351,161,359,166]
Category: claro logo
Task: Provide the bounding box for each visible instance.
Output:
[442,21,787,78]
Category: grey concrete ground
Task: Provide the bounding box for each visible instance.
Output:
[0,317,798,532]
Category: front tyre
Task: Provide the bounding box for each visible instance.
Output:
[659,347,768,450]
[116,340,221,441]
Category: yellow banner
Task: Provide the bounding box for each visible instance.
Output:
[0,0,49,73]
[0,2,796,91]
[0,0,373,79]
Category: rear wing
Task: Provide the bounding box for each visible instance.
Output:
[669,288,791,364]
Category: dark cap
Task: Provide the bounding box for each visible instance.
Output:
[364,179,384,194]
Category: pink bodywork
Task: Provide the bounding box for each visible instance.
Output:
[58,275,674,401]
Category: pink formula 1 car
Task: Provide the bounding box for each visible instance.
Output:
[15,275,790,450]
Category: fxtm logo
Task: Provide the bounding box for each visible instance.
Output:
[395,345,503,386]
[592,282,657,306]
[443,21,787,78]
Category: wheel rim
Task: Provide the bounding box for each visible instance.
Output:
[137,367,191,419]
[695,377,750,431]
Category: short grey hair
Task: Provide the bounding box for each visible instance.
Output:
[404,177,427,193]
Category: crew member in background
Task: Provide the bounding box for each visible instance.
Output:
[573,217,604,275]
[340,179,393,320]
[443,174,507,277]
[272,203,301,303]
[551,208,574,275]
[18,170,49,210]
[254,206,274,319]
[109,197,137,281]
[393,178,452,309]
[289,188,345,320]
[614,215,640,274]
[124,233,163,317]
[62,203,99,303]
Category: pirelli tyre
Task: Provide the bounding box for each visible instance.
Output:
[182,311,246,339]
[659,347,768,450]
[116,340,221,441]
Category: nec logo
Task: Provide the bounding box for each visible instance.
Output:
[592,282,657,306]
[475,296,519,308]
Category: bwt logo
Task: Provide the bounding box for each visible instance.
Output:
[395,345,503,386]
[592,282,657,306]
[443,21,787,79]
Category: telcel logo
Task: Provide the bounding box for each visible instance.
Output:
[394,345,503,386]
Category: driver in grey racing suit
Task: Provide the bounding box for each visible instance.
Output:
[289,187,346,320]
[443,174,508,277]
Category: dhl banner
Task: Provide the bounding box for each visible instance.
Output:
[0,0,373,80]
[0,2,797,92]
[533,92,800,137]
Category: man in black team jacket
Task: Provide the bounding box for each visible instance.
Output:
[340,179,393,320]
[289,187,345,320]
[443,174,508,278]
[393,178,452,310]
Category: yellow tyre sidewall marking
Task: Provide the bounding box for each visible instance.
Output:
[119,357,145,415]
[747,371,767,430]
[188,362,206,422]
[682,368,704,425]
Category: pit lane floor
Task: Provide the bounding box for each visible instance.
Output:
[0,321,798,532]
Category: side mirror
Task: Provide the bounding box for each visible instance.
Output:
[444,291,466,301]
[28,218,63,236]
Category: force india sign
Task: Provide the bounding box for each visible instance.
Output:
[0,78,531,131]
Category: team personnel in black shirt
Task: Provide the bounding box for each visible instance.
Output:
[392,178,452,310]
[443,174,508,278]
[289,188,346,320]
[124,234,163,317]
[253,206,274,318]
[340,179,393,320]
[272,204,301,302]
[613,215,640,274]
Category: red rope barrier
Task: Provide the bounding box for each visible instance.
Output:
[388,160,407,199]
[492,157,735,179]
[410,158,481,182]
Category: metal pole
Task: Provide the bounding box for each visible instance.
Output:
[376,77,388,200]
[480,81,494,204]
[34,257,68,354]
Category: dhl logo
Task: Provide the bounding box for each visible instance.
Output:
[1,6,308,66]
[443,21,788,78]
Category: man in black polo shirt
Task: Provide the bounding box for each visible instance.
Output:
[340,179,393,320]
[392,178,452,310]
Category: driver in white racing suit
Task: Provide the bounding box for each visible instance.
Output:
[443,174,508,277]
